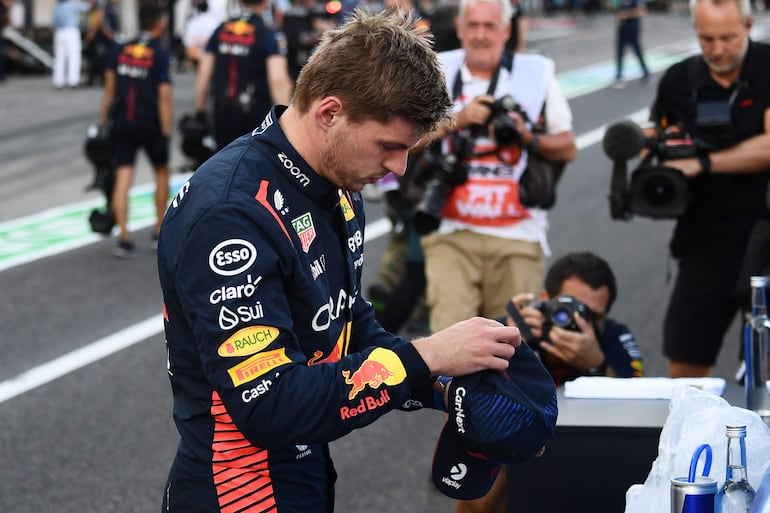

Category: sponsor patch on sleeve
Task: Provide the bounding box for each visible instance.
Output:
[227,348,292,387]
[217,325,280,357]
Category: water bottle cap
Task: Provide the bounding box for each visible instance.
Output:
[750,276,770,288]
[725,424,747,437]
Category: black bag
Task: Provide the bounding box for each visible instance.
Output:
[518,152,566,210]
[89,208,115,235]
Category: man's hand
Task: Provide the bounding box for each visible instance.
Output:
[662,157,703,177]
[455,94,495,130]
[506,292,545,342]
[412,317,521,377]
[539,313,605,372]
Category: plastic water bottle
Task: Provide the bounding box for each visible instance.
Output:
[716,424,756,513]
[744,276,770,420]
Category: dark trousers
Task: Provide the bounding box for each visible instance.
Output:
[616,18,649,80]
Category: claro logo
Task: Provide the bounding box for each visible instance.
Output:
[208,239,257,276]
[277,152,310,187]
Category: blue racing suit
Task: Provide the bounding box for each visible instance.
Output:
[157,106,436,513]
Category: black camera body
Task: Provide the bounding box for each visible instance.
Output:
[534,295,590,343]
[486,95,525,148]
[179,112,217,171]
[604,121,701,220]
[412,135,471,235]
[604,98,734,221]
[411,95,529,235]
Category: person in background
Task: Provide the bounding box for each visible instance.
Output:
[505,0,527,55]
[193,0,293,149]
[84,0,119,86]
[156,9,524,512]
[182,0,220,69]
[610,0,649,89]
[52,0,90,89]
[0,0,9,83]
[419,0,577,334]
[464,251,644,513]
[649,0,770,378]
[100,1,173,257]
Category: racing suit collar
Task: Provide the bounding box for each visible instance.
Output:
[255,105,341,209]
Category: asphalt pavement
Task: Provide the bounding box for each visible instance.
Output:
[2,9,770,513]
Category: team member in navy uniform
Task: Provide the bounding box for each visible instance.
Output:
[650,0,770,378]
[100,1,172,257]
[158,9,524,513]
[194,0,292,149]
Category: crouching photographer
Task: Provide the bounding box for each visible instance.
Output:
[469,252,644,513]
[418,0,577,335]
[645,0,770,379]
[505,252,644,386]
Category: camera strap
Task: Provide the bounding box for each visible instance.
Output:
[505,300,537,345]
[450,53,511,101]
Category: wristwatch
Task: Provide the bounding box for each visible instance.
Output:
[697,152,711,174]
[528,132,541,154]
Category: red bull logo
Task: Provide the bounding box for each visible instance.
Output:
[339,389,391,419]
[125,43,154,59]
[341,347,406,400]
[225,20,255,36]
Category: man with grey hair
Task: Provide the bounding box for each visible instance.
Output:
[414,0,576,510]
[650,0,770,378]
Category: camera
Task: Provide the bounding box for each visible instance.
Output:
[484,95,525,148]
[505,295,592,351]
[603,120,699,220]
[535,295,590,343]
[603,98,734,220]
[412,134,472,235]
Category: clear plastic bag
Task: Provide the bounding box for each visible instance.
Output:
[625,385,770,513]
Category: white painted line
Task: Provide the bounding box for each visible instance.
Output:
[0,315,164,404]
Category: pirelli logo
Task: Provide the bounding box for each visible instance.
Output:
[227,348,291,387]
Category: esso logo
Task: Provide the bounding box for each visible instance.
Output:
[209,239,257,276]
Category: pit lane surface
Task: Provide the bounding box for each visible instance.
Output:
[2,10,767,512]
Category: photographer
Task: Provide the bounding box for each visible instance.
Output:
[419,0,577,335]
[506,251,644,386]
[459,252,643,513]
[650,0,770,378]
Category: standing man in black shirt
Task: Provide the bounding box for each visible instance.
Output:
[650,0,770,378]
[100,1,173,257]
[193,0,293,149]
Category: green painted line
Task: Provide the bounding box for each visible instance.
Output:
[0,175,191,271]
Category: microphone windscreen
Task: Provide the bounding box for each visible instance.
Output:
[602,120,646,161]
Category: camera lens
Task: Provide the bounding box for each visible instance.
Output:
[551,308,572,327]
[642,174,676,206]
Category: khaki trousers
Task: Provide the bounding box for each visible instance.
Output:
[421,230,545,332]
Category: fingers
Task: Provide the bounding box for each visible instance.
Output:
[511,292,535,309]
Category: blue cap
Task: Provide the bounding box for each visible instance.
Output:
[432,343,558,500]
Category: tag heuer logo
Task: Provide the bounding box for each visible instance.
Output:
[291,212,316,253]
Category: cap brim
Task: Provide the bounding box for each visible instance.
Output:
[431,421,502,500]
